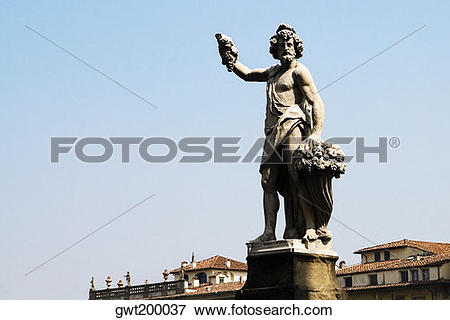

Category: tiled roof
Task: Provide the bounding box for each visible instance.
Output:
[170,255,247,273]
[353,239,450,254]
[344,279,450,291]
[337,253,450,276]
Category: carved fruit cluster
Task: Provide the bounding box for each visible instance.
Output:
[215,33,238,72]
[293,139,346,178]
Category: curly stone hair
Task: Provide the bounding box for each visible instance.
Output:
[269,23,303,60]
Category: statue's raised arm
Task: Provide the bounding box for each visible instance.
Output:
[215,33,271,82]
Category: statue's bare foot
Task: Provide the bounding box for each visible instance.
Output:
[283,228,300,239]
[250,231,276,243]
[302,229,318,243]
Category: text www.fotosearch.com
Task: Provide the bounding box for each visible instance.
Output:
[114,303,332,318]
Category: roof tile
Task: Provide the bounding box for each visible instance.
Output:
[337,253,450,275]
[170,255,247,273]
[353,239,450,254]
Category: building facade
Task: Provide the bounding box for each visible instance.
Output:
[89,255,246,300]
[90,239,450,300]
[170,255,247,286]
[336,239,450,299]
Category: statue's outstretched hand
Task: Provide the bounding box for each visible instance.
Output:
[215,33,238,72]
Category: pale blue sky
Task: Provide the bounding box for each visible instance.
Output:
[1,0,449,299]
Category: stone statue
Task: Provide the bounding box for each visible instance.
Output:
[124,271,131,287]
[163,269,170,282]
[105,275,112,289]
[90,276,95,291]
[216,24,345,245]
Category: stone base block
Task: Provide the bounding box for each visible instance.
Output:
[236,240,346,300]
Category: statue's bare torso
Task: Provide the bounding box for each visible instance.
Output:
[270,64,305,104]
[264,62,310,133]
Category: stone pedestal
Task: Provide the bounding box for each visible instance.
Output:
[236,240,346,300]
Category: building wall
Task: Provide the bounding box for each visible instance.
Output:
[337,266,439,287]
[174,269,247,285]
[361,247,428,263]
[347,287,434,300]
[440,262,450,279]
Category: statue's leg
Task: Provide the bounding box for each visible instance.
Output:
[284,126,318,241]
[251,165,280,243]
[284,127,310,240]
[283,187,299,239]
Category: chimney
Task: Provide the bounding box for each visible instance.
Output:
[192,261,197,268]
[226,259,231,268]
[338,260,347,269]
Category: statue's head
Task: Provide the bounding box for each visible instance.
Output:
[269,23,303,65]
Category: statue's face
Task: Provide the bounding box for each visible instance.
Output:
[278,37,296,64]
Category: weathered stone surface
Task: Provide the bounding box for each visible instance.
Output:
[236,242,346,300]
[247,239,336,257]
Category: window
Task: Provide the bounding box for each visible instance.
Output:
[411,270,419,282]
[384,250,390,261]
[183,274,189,281]
[369,274,378,285]
[344,277,352,287]
[374,252,381,262]
[219,277,224,284]
[422,268,430,281]
[196,272,207,284]
[400,271,408,282]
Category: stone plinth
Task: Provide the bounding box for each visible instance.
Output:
[236,240,346,300]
